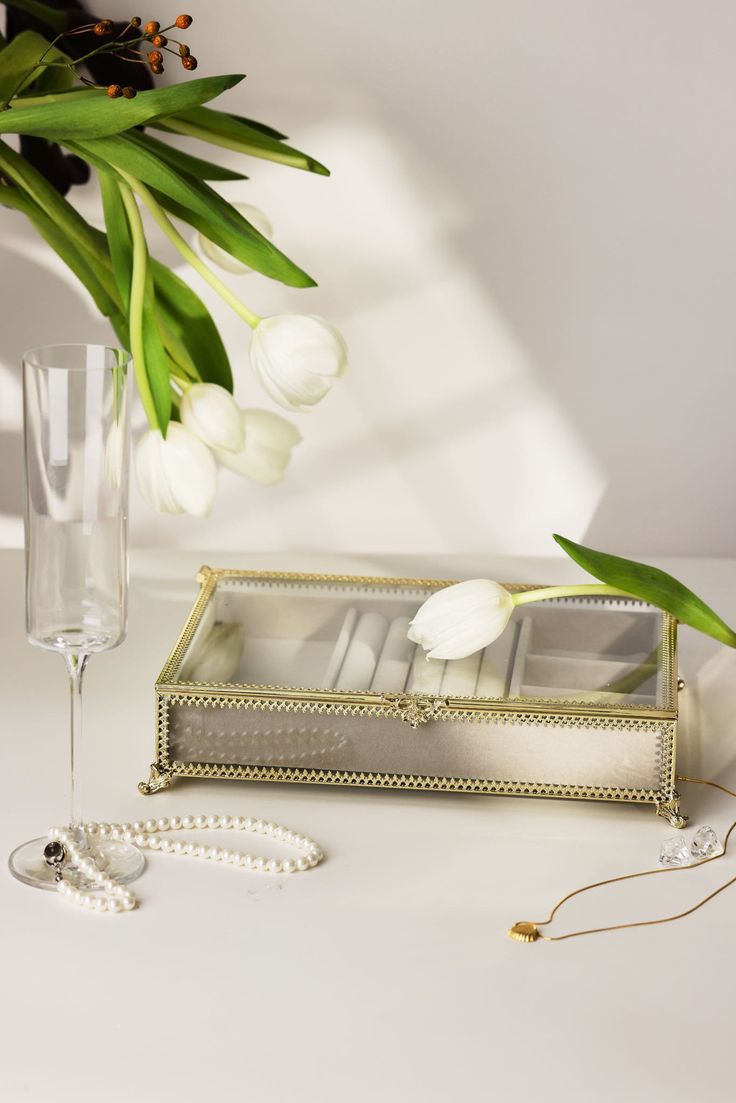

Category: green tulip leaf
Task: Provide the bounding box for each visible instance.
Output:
[124,130,247,182]
[1,1,66,34]
[0,73,244,139]
[141,265,173,434]
[0,184,117,317]
[150,259,233,392]
[99,172,132,313]
[153,105,329,175]
[0,30,68,102]
[554,534,736,648]
[69,132,316,287]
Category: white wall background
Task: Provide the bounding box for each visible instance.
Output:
[1,0,734,555]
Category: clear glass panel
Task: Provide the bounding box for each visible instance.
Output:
[172,575,669,709]
[24,344,130,654]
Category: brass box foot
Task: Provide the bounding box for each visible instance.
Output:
[138,763,173,795]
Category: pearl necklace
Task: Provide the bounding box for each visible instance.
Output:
[45,814,325,914]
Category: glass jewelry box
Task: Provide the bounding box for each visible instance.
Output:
[141,567,686,826]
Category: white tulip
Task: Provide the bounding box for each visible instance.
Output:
[135,423,217,517]
[198,203,274,274]
[408,580,515,661]
[214,409,302,485]
[179,382,244,453]
[250,314,348,411]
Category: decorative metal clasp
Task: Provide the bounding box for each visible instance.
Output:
[43,840,67,882]
[381,693,449,728]
[138,763,173,795]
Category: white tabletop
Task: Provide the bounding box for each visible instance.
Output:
[2,549,736,1103]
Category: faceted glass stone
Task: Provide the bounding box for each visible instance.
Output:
[690,825,722,859]
[659,836,691,867]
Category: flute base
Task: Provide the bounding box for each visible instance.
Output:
[8,836,145,892]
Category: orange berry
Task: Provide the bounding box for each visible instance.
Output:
[106,84,123,98]
[130,16,142,28]
[94,19,113,36]
[181,55,197,70]
[144,20,160,35]
[151,34,167,47]
[148,49,163,64]
[150,62,164,75]
[175,15,193,29]
[122,86,137,99]
[178,43,190,57]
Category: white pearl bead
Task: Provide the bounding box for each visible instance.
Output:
[182,815,195,829]
[220,815,232,830]
[282,859,296,874]
[185,843,197,856]
[120,823,132,833]
[122,896,136,911]
[108,898,123,913]
[195,815,208,829]
[170,816,182,830]
[86,823,99,835]
[255,820,265,833]
[240,854,253,867]
[95,898,107,912]
[173,842,184,854]
[98,824,110,838]
[209,847,221,861]
[122,831,134,842]
[254,857,266,871]
[244,818,254,830]
[145,819,157,833]
[157,818,169,832]
[219,849,231,863]
[267,859,281,874]
[134,834,147,847]
[148,836,160,850]
[273,827,284,840]
[232,817,244,830]
[307,853,319,867]
[160,839,173,853]
[207,815,220,829]
[133,821,146,833]
[197,846,209,859]
[296,858,309,871]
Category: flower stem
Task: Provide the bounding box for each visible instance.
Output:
[117,182,160,430]
[512,584,634,607]
[118,171,262,329]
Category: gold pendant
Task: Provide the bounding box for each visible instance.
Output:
[507,921,540,943]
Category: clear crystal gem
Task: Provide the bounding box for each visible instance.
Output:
[690,825,722,859]
[659,836,691,867]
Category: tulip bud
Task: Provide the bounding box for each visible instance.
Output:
[250,314,348,412]
[213,409,301,485]
[408,580,515,660]
[198,204,273,274]
[135,423,217,517]
[179,383,245,453]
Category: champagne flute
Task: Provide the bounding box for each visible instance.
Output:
[8,344,144,890]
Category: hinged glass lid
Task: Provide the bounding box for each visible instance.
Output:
[161,570,676,713]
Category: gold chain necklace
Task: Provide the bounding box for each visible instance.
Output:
[508,776,736,943]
